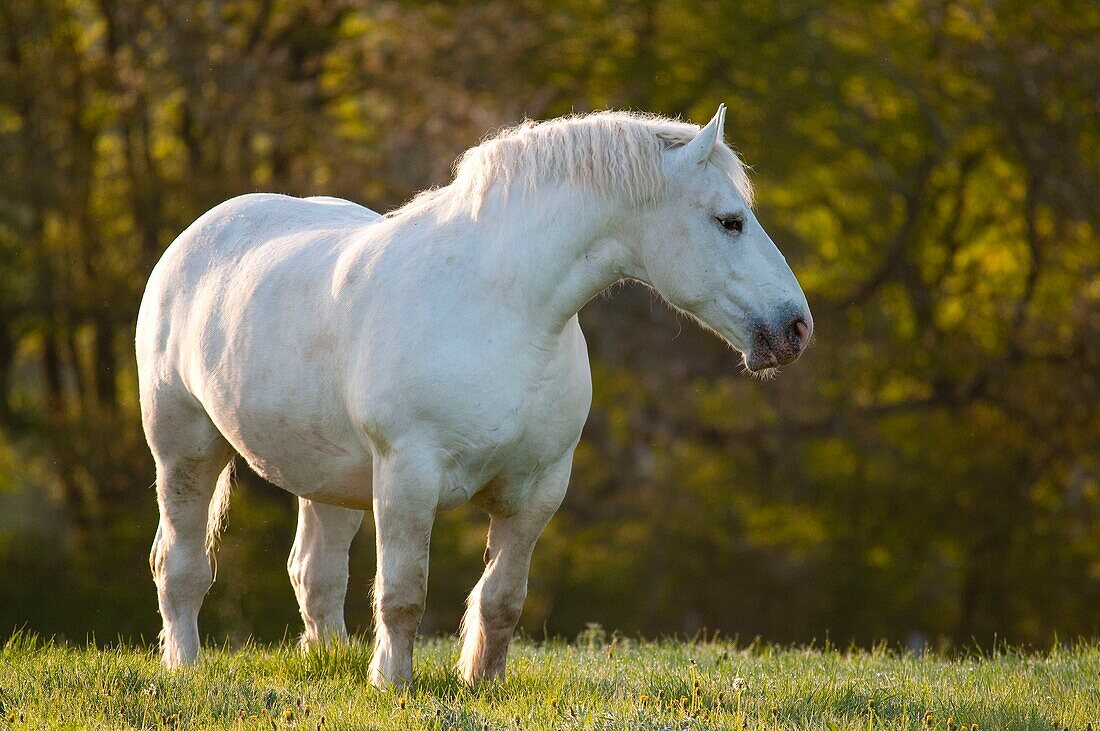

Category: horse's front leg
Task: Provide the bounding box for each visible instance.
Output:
[457,458,571,684]
[369,452,440,688]
[288,498,365,647]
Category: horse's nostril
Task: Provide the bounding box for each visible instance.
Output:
[790,318,810,350]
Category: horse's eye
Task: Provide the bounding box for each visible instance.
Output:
[717,215,744,234]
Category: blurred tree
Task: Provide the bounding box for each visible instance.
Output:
[0,0,1096,647]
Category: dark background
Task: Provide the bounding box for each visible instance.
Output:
[0,0,1097,650]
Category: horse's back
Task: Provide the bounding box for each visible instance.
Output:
[138,193,377,370]
[151,193,378,275]
[152,192,371,283]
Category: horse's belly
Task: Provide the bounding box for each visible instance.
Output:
[240,444,373,510]
[209,403,374,509]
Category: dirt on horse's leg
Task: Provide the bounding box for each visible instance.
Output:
[368,452,439,688]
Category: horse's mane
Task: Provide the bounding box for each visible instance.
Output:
[391,110,754,219]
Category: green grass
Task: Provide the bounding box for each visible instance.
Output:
[0,632,1097,730]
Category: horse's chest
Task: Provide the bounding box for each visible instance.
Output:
[481,383,582,458]
[438,349,591,513]
[473,375,584,457]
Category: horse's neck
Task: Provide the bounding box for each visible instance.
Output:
[478,186,636,335]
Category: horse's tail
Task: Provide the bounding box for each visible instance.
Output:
[205,456,236,578]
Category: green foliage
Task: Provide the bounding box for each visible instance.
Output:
[0,0,1097,647]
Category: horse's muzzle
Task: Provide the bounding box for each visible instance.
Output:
[745,312,813,372]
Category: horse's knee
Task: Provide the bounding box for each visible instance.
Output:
[375,594,425,634]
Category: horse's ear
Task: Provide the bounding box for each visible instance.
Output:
[680,103,726,167]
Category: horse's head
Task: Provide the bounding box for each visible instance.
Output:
[628,104,812,374]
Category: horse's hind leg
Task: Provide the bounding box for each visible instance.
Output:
[288,498,364,647]
[145,397,233,667]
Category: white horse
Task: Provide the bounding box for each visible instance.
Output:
[136,105,812,686]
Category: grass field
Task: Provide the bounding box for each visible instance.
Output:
[0,632,1096,730]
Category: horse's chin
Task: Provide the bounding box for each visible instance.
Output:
[740,350,782,380]
[744,350,778,373]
